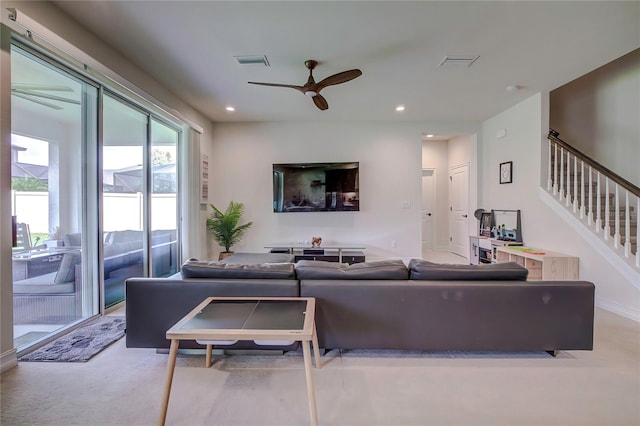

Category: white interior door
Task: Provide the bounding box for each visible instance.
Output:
[421,169,436,250]
[449,164,469,257]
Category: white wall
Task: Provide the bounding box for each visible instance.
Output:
[482,93,640,321]
[206,122,424,261]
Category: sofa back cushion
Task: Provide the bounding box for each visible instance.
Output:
[220,252,295,264]
[295,259,409,280]
[181,259,295,279]
[408,259,528,280]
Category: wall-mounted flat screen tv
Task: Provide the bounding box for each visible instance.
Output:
[273,162,359,212]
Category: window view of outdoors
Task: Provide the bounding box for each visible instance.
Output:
[102,96,178,307]
[11,44,96,351]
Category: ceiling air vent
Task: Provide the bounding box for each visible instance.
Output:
[234,55,270,67]
[439,55,479,68]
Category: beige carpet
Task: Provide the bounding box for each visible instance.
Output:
[1,308,638,426]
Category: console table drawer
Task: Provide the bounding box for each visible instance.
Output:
[295,254,340,262]
[341,251,366,264]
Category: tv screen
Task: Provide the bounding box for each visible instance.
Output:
[273,162,359,212]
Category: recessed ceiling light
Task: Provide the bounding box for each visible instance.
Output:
[395,105,405,112]
[426,134,434,138]
[225,106,235,112]
[506,85,521,92]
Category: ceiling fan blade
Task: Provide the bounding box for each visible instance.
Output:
[315,69,362,92]
[312,94,329,111]
[12,84,73,92]
[248,82,305,93]
[12,89,80,105]
[12,92,63,110]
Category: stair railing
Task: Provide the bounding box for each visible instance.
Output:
[547,129,639,268]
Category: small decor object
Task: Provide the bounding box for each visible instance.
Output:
[499,161,513,184]
[207,201,253,260]
[311,236,322,247]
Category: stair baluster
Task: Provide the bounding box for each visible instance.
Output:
[547,130,638,270]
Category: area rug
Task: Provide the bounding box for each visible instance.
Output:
[19,316,126,362]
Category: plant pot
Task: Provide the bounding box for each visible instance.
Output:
[218,251,234,261]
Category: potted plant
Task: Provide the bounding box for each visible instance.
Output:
[207,201,253,260]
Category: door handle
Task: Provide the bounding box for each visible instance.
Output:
[427,213,432,216]
[462,214,468,218]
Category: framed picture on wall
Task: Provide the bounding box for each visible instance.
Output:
[499,161,512,184]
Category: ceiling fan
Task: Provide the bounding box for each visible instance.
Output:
[248,60,362,111]
[11,84,80,110]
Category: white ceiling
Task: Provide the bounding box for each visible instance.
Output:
[47,1,639,126]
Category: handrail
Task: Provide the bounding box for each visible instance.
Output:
[548,129,640,196]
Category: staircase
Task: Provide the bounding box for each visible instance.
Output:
[546,129,639,270]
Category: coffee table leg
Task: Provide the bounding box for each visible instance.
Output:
[302,340,319,426]
[312,323,321,369]
[159,339,179,426]
[205,344,213,368]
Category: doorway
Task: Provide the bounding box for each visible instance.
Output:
[449,164,469,258]
[421,169,436,251]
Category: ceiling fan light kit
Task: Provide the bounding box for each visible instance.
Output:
[248,59,362,111]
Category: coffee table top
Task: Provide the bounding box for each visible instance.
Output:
[166,297,316,342]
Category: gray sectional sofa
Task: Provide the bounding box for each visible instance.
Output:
[125,254,595,354]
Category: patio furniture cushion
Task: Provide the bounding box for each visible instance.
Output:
[54,251,82,284]
[14,272,75,294]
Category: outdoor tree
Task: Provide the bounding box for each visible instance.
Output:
[11,177,47,191]
[152,148,173,166]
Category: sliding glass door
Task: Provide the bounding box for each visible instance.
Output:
[9,41,183,352]
[102,94,147,307]
[150,119,179,278]
[102,96,181,307]
[10,45,99,349]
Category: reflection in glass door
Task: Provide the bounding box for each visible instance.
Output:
[10,45,98,350]
[102,94,146,308]
[102,97,181,307]
[150,119,179,278]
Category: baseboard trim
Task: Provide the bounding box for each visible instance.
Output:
[597,297,640,323]
[1,348,18,373]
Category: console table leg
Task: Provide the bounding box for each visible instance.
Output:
[302,340,319,426]
[159,339,179,426]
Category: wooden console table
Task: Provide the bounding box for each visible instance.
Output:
[495,246,579,280]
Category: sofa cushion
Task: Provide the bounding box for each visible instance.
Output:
[408,259,528,281]
[181,259,295,279]
[219,252,295,264]
[295,259,409,280]
[54,251,82,284]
